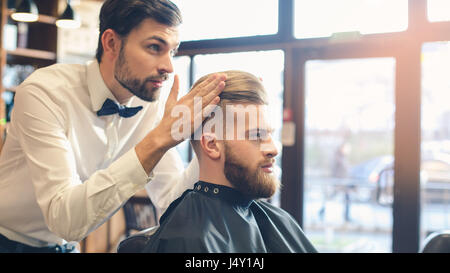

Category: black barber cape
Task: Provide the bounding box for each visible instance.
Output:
[142,181,317,253]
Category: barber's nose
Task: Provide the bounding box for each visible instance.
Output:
[261,137,278,158]
[158,53,174,74]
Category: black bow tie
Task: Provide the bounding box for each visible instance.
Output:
[96,98,143,118]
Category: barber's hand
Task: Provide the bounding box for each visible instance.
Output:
[157,73,226,148]
[135,73,225,174]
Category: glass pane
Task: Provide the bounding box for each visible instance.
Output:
[427,0,450,22]
[294,0,408,39]
[172,0,278,41]
[420,42,450,246]
[304,58,396,252]
[193,50,284,206]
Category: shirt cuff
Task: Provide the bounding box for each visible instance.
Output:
[108,148,152,196]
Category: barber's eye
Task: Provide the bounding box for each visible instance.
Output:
[147,44,161,53]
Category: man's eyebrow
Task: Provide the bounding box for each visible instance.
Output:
[145,35,180,49]
[145,35,169,45]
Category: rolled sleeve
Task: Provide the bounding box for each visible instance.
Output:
[108,148,151,199]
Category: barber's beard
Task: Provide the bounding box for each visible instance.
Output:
[223,143,280,199]
[114,45,167,102]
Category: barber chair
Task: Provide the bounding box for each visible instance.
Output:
[117,225,159,253]
[122,195,157,237]
[117,194,159,253]
[421,230,450,253]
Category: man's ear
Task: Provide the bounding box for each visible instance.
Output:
[101,29,122,61]
[200,133,221,160]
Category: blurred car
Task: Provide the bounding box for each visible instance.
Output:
[419,153,450,204]
[349,153,450,205]
[345,155,394,203]
[421,153,450,186]
[349,155,394,187]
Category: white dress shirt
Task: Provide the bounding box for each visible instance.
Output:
[0,60,198,247]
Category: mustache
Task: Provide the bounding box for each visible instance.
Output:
[260,159,275,167]
[145,74,169,82]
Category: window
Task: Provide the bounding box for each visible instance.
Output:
[303,57,396,252]
[294,0,408,39]
[427,0,450,22]
[172,0,278,41]
[420,42,450,243]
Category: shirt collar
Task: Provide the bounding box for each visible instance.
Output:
[86,59,118,112]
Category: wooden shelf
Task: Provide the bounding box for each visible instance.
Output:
[37,14,56,25]
[7,48,56,61]
[1,0,59,152]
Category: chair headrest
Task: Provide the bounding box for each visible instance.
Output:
[421,230,450,253]
[117,226,159,253]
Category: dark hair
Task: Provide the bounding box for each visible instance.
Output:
[95,0,182,63]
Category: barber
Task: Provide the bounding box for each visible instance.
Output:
[0,0,225,253]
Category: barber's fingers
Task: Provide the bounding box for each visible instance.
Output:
[191,96,220,133]
[206,96,220,110]
[199,96,220,119]
[203,74,226,98]
[202,81,225,107]
[189,73,227,100]
[188,74,216,95]
[191,95,220,118]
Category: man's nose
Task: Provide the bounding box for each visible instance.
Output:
[261,137,278,158]
[158,53,174,75]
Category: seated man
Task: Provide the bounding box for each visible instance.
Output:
[141,70,317,253]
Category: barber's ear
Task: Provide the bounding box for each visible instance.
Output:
[101,29,122,60]
[200,133,221,160]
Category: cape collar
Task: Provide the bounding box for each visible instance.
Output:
[194,181,254,209]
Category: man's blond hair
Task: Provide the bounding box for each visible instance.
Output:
[190,70,268,155]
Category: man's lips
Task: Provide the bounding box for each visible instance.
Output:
[261,163,274,173]
[148,80,163,87]
[147,78,166,88]
[147,75,168,88]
